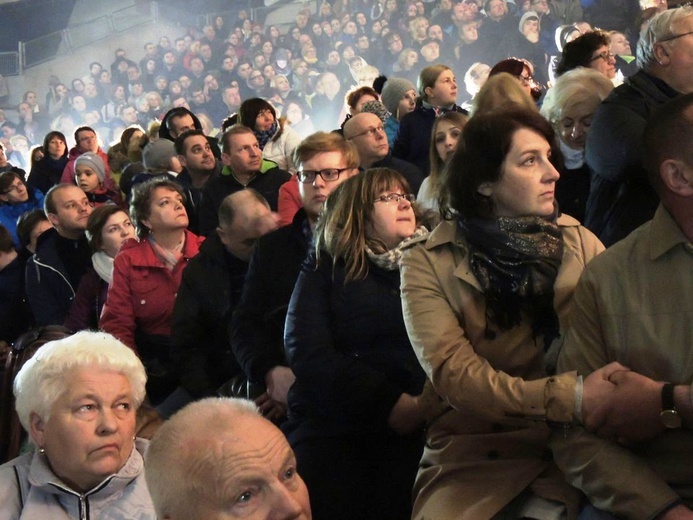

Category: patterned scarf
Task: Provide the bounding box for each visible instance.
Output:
[366,226,429,271]
[255,120,278,151]
[458,212,564,349]
[148,235,184,271]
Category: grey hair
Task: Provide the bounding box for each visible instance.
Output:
[13,331,147,433]
[540,67,614,124]
[637,6,693,71]
[145,397,261,518]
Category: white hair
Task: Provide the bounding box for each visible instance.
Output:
[145,397,262,519]
[637,6,693,71]
[540,67,614,124]
[13,330,147,432]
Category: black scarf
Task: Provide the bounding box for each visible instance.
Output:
[458,212,563,349]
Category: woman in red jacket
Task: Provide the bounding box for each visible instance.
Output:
[100,177,204,407]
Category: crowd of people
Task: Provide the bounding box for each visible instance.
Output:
[0,0,692,518]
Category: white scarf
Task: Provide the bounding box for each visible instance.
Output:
[559,139,585,170]
[92,251,114,284]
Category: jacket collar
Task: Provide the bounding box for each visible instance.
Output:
[648,204,690,260]
[121,229,203,268]
[221,158,278,178]
[27,439,147,498]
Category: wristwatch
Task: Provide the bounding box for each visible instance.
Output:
[660,383,682,429]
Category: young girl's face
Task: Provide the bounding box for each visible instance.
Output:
[434,119,463,162]
[75,163,101,193]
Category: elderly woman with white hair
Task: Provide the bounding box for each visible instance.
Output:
[0,331,156,519]
[540,67,613,222]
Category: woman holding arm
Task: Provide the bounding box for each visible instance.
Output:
[400,107,620,519]
[284,168,430,519]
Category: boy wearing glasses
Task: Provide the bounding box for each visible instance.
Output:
[231,132,360,421]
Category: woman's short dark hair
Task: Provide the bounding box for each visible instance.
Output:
[0,171,21,193]
[16,209,48,250]
[238,97,276,131]
[345,86,378,110]
[86,204,129,252]
[41,131,68,157]
[555,30,610,77]
[130,177,186,238]
[444,107,559,220]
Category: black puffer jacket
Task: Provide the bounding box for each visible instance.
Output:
[584,70,673,246]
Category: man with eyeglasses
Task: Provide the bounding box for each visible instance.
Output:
[344,113,425,195]
[584,6,693,247]
[231,132,360,422]
[58,127,113,190]
[379,32,404,76]
[247,68,267,95]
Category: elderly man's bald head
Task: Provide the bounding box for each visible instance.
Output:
[146,397,312,520]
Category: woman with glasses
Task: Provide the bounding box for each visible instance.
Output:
[541,67,613,222]
[489,57,543,102]
[401,107,612,518]
[555,30,619,84]
[283,168,430,519]
[0,170,45,248]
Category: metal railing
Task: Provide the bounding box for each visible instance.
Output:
[17,3,156,73]
[8,0,309,76]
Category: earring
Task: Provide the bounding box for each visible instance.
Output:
[39,447,45,454]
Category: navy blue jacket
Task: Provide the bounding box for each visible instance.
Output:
[283,252,426,444]
[25,229,89,326]
[231,209,311,386]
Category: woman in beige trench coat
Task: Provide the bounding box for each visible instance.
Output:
[401,108,611,520]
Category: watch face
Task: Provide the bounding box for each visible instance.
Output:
[661,409,682,429]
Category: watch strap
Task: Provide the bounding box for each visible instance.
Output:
[662,383,676,411]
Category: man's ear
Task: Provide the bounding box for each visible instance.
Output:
[660,159,693,197]
[653,42,671,67]
[177,154,187,168]
[47,212,60,228]
[477,182,493,197]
